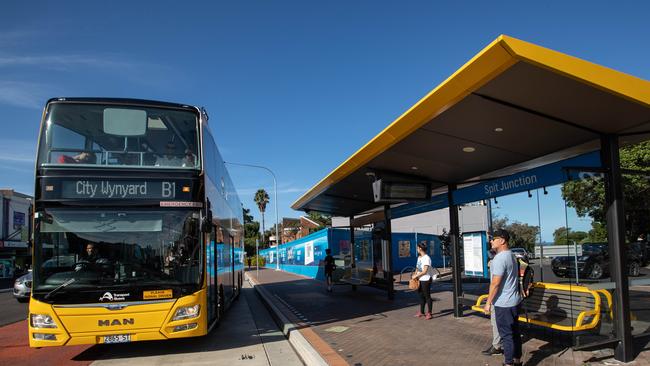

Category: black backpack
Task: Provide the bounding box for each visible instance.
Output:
[517,257,534,298]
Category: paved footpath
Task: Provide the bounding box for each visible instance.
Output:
[247,268,650,366]
[0,281,302,366]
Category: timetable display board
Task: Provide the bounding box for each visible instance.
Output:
[462,231,488,278]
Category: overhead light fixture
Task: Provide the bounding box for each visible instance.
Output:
[494,127,503,132]
[543,186,548,195]
[527,190,532,198]
[410,166,418,171]
[493,197,498,204]
[462,147,476,153]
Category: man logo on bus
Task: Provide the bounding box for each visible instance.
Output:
[99,292,114,302]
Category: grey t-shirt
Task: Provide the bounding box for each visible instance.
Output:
[491,250,522,307]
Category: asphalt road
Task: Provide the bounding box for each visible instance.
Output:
[0,291,29,327]
[528,258,650,285]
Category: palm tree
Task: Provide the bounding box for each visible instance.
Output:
[254,189,270,246]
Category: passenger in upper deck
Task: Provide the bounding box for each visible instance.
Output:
[155,142,183,167]
[57,151,96,164]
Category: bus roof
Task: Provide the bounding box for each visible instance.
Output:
[46,97,200,112]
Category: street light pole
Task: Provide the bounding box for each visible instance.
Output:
[224,161,281,271]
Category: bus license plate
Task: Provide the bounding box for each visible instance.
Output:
[103,334,131,344]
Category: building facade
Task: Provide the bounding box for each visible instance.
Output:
[0,189,33,283]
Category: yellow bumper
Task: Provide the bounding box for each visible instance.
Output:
[28,289,207,347]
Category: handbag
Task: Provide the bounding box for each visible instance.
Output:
[408,278,420,290]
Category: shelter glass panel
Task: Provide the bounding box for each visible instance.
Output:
[619,137,650,340]
[562,171,617,348]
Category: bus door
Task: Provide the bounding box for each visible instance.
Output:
[207,226,217,323]
[224,234,233,299]
[230,234,236,292]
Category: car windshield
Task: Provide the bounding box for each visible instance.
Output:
[582,243,607,254]
[33,209,201,292]
[38,103,200,169]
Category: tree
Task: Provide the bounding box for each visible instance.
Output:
[562,141,650,242]
[307,211,331,232]
[492,216,540,253]
[254,189,270,247]
[552,227,588,245]
[243,207,260,256]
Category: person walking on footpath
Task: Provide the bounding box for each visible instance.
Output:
[483,229,523,366]
[412,242,433,320]
[324,249,335,292]
[482,247,504,357]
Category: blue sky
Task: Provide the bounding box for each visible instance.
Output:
[1,1,648,241]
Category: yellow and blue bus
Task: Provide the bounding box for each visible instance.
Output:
[28,98,244,347]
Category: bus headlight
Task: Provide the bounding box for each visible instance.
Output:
[30,314,57,329]
[33,333,57,341]
[172,305,200,321]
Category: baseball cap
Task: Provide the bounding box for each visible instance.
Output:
[490,229,510,242]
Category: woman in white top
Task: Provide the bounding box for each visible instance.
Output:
[412,242,433,319]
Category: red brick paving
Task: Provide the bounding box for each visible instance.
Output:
[0,320,93,366]
[249,268,650,366]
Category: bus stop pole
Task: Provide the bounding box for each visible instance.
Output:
[601,134,632,362]
[349,216,356,292]
[256,238,259,279]
[384,204,394,300]
[349,216,355,269]
[448,184,463,318]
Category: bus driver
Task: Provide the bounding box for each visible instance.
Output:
[75,243,109,271]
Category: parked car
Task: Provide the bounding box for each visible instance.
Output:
[551,243,643,280]
[511,247,530,262]
[13,270,31,303]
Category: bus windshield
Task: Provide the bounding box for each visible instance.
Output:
[33,209,202,296]
[38,103,200,169]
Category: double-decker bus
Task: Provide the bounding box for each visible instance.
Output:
[28,98,244,347]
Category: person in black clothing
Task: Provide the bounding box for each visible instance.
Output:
[324,249,335,292]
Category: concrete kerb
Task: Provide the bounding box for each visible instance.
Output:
[0,288,12,293]
[245,272,328,366]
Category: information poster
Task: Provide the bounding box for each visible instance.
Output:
[304,241,314,265]
[398,241,411,258]
[462,232,486,278]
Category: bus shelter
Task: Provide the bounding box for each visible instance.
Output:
[292,35,650,362]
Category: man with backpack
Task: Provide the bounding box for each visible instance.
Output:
[483,229,523,366]
[483,244,535,357]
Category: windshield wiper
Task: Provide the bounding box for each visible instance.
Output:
[44,278,76,300]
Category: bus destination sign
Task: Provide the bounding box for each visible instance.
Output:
[48,179,195,200]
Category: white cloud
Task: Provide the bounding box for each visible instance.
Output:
[237,186,309,195]
[0,81,55,109]
[0,138,37,164]
[0,54,135,71]
[0,30,39,46]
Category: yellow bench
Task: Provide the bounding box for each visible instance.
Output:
[472,282,611,332]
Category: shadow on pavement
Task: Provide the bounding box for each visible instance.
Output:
[72,287,285,362]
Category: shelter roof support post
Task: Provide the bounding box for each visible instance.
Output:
[601,134,633,362]
[384,204,395,300]
[448,184,463,318]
